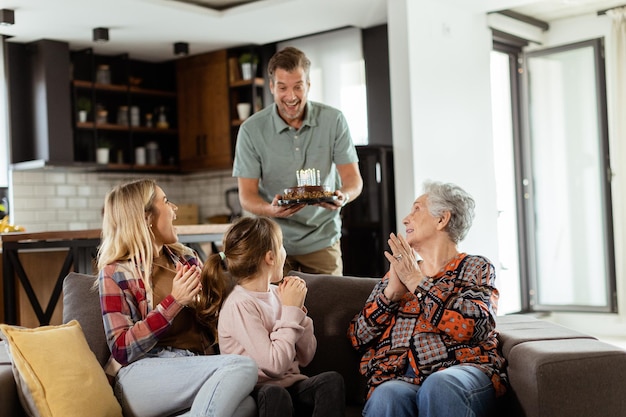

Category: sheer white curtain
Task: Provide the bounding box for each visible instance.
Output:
[0,36,9,186]
[607,7,626,312]
[277,27,369,145]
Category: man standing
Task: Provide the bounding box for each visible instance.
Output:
[233,46,363,275]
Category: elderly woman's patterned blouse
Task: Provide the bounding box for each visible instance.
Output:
[348,253,508,399]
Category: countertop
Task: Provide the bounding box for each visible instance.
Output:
[0,223,232,245]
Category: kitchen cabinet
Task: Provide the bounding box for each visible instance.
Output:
[71,49,179,171]
[176,46,272,172]
[177,50,232,171]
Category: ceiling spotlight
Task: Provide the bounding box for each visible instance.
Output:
[0,9,15,26]
[93,27,109,43]
[174,42,189,56]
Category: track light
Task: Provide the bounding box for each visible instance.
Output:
[174,42,189,56]
[93,27,109,43]
[0,9,15,26]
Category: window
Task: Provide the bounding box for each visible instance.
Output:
[490,45,523,314]
[523,39,615,312]
[278,27,369,145]
[491,35,616,313]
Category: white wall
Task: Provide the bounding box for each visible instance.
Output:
[388,0,626,337]
[388,0,500,265]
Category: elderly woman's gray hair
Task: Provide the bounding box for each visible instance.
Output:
[423,180,475,243]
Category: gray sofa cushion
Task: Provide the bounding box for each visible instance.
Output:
[0,341,25,417]
[62,272,109,367]
[506,337,626,417]
[495,314,595,357]
[288,271,379,408]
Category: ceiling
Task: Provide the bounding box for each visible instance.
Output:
[509,0,626,21]
[0,0,623,63]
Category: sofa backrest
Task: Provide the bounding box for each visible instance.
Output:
[289,271,379,407]
[62,270,380,407]
[62,272,110,367]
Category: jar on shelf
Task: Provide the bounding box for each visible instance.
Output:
[117,106,129,126]
[135,147,146,165]
[146,141,160,165]
[130,106,140,127]
[156,106,169,129]
[96,108,108,125]
[96,65,111,84]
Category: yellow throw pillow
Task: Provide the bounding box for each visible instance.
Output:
[0,320,122,417]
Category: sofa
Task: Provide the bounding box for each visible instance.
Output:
[2,270,626,417]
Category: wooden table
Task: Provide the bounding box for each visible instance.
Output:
[1,224,230,326]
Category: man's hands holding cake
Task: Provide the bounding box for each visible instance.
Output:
[271,194,306,217]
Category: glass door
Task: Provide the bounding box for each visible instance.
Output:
[522,38,616,312]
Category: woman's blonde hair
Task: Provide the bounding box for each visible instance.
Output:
[97,178,191,288]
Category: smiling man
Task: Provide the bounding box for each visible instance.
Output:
[233,46,363,276]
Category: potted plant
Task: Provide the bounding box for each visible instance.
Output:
[76,96,92,123]
[239,53,259,80]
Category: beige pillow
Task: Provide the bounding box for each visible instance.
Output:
[0,320,122,417]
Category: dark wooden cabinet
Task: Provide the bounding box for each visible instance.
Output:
[177,46,271,172]
[177,50,232,171]
[70,50,179,171]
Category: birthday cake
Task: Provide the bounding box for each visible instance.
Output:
[278,168,337,205]
[282,185,334,201]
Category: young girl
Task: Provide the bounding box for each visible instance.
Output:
[208,216,345,417]
[97,179,257,417]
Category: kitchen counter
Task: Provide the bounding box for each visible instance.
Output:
[1,224,231,326]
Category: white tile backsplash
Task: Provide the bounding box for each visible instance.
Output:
[9,169,238,232]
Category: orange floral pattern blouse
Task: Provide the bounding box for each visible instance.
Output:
[348,253,508,399]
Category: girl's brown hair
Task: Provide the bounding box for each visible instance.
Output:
[200,216,282,311]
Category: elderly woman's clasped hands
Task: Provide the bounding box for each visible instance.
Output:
[383,233,424,301]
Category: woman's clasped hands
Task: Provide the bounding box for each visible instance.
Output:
[383,233,424,301]
[171,262,202,307]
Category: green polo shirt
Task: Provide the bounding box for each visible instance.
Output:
[232,101,358,255]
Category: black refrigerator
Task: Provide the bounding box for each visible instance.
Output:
[341,145,396,278]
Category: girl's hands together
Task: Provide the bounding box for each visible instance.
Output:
[171,262,202,307]
[278,276,307,308]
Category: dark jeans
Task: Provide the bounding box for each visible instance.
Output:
[253,371,345,417]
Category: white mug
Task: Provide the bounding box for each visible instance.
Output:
[135,147,146,165]
[96,148,109,164]
[237,103,251,120]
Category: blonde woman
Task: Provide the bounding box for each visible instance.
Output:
[97,179,257,417]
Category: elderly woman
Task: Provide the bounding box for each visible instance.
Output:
[348,180,507,417]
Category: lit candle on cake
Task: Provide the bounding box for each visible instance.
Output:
[282,168,334,204]
[295,168,321,186]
